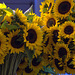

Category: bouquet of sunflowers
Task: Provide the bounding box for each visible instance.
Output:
[0,0,75,75]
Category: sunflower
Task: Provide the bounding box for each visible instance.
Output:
[16,67,23,75]
[66,57,75,74]
[22,65,36,75]
[51,58,65,74]
[19,57,28,69]
[32,15,44,26]
[73,2,75,10]
[42,13,58,32]
[16,22,25,30]
[53,0,74,18]
[0,3,13,16]
[45,0,54,13]
[72,55,75,68]
[54,43,70,62]
[3,15,12,24]
[49,25,59,46]
[1,27,10,37]
[7,29,24,54]
[15,8,27,25]
[41,53,50,66]
[34,46,42,58]
[61,37,72,45]
[43,34,52,54]
[30,57,44,74]
[73,39,75,45]
[0,53,6,64]
[72,33,75,44]
[0,3,6,8]
[0,31,7,53]
[59,21,75,38]
[0,14,13,26]
[23,23,43,50]
[27,12,35,23]
[69,12,75,21]
[40,0,54,13]
[0,29,9,54]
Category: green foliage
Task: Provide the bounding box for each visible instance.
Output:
[43,8,48,13]
[6,25,19,30]
[24,44,34,65]
[0,14,6,24]
[0,9,6,15]
[43,66,57,75]
[2,8,13,14]
[24,5,33,16]
[27,15,34,22]
[68,16,71,21]
[1,20,19,30]
[0,9,6,24]
[1,20,8,29]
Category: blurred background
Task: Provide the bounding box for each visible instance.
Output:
[0,0,44,16]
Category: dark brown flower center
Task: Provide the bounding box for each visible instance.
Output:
[0,41,1,46]
[44,37,49,47]
[11,35,24,48]
[67,58,75,69]
[58,1,71,14]
[52,30,59,44]
[32,58,40,66]
[47,18,56,28]
[25,66,33,73]
[55,59,64,70]
[58,47,67,58]
[64,25,73,35]
[26,29,37,43]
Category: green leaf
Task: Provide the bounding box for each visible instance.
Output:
[43,8,48,13]
[1,20,19,30]
[0,14,6,24]
[43,66,55,74]
[5,25,19,30]
[2,8,13,14]
[24,12,30,16]
[24,44,34,65]
[1,20,8,29]
[68,16,71,21]
[31,7,33,13]
[27,15,34,22]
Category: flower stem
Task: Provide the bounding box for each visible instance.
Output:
[8,53,17,75]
